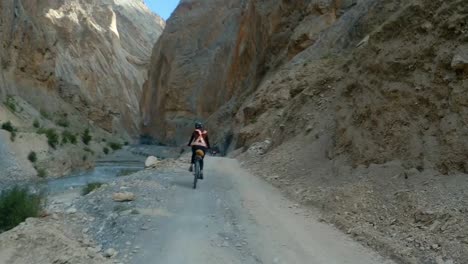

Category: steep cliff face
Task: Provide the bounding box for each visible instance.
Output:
[142,0,362,143]
[141,0,245,143]
[0,0,164,137]
[143,0,468,173]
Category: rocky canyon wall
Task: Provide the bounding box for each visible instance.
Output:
[142,0,368,144]
[141,0,246,144]
[143,0,468,174]
[0,0,164,137]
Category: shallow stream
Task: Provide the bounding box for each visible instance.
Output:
[44,145,181,194]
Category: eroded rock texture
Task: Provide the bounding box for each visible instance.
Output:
[0,0,164,136]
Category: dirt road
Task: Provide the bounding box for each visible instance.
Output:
[131,157,394,264]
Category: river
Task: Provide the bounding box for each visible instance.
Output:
[2,145,183,195]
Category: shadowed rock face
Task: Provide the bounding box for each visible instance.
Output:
[0,0,164,137]
[141,0,356,144]
[141,0,245,144]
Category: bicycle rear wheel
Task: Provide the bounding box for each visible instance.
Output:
[193,159,200,189]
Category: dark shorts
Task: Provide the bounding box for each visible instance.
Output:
[191,146,207,170]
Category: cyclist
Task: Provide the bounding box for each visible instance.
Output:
[187,122,210,179]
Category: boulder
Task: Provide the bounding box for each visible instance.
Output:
[112,192,135,202]
[145,156,160,168]
[103,248,118,258]
[451,45,468,71]
[247,139,272,155]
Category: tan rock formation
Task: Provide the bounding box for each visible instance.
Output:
[141,0,360,143]
[141,0,244,144]
[143,0,468,173]
[0,0,164,137]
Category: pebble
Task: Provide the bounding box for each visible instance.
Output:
[66,207,77,214]
[104,248,118,258]
[90,245,102,253]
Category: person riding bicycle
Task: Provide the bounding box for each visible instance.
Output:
[187,122,210,178]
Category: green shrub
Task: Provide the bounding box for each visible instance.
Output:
[40,109,50,119]
[35,167,46,178]
[27,151,37,163]
[56,117,69,128]
[38,129,59,149]
[103,147,109,154]
[82,155,87,161]
[33,119,40,128]
[0,186,43,232]
[2,121,17,141]
[62,131,77,145]
[82,129,92,145]
[83,147,94,154]
[3,96,16,112]
[2,121,15,132]
[108,142,122,151]
[124,141,129,146]
[82,182,103,195]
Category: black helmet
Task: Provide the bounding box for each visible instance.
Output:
[195,122,203,129]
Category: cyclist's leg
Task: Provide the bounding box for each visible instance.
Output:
[189,146,196,171]
[200,147,207,171]
[191,146,196,164]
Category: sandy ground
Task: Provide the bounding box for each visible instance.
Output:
[0,156,395,264]
[128,157,393,264]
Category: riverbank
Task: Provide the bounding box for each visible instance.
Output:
[0,152,183,264]
[0,146,183,263]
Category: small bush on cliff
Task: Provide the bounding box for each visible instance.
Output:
[1,121,14,132]
[83,147,94,154]
[40,109,50,119]
[33,119,40,128]
[108,142,122,151]
[28,151,37,163]
[1,121,17,141]
[62,130,77,145]
[103,147,109,154]
[0,186,43,232]
[56,116,69,128]
[3,96,17,112]
[38,128,59,149]
[82,129,92,145]
[45,129,59,149]
[82,182,103,195]
[35,167,47,178]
